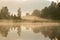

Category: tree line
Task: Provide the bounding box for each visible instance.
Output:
[0,6,21,19]
[1,2,60,20]
[32,2,60,20]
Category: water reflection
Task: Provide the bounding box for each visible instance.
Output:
[0,24,60,40]
[9,25,21,37]
[0,25,21,37]
[17,26,21,36]
[0,26,10,37]
[32,25,60,40]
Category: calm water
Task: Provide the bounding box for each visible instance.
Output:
[0,23,60,40]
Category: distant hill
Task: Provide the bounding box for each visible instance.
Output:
[21,16,51,22]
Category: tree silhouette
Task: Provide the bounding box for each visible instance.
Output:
[0,6,10,19]
[26,13,30,16]
[41,7,49,18]
[40,2,60,20]
[32,9,40,17]
[17,8,21,19]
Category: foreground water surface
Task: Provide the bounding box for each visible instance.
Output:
[0,22,60,40]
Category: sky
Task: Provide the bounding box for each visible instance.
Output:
[0,0,54,16]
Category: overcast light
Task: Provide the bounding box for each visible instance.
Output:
[0,0,51,16]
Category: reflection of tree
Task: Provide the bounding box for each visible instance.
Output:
[40,26,57,40]
[17,26,21,36]
[32,26,60,40]
[32,27,41,33]
[9,25,21,36]
[0,26,10,37]
[0,25,21,37]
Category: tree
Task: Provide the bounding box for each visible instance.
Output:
[56,3,60,19]
[41,7,49,18]
[26,13,30,16]
[17,8,21,19]
[40,1,60,20]
[32,9,40,17]
[0,6,9,19]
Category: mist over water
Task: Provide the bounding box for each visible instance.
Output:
[0,23,59,40]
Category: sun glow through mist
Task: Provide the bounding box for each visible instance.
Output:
[15,0,28,2]
[22,0,27,1]
[0,0,28,2]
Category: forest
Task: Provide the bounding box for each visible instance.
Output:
[32,2,60,20]
[0,2,60,20]
[0,7,21,19]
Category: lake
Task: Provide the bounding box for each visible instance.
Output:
[0,22,60,40]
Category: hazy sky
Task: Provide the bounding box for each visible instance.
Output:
[0,0,52,16]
